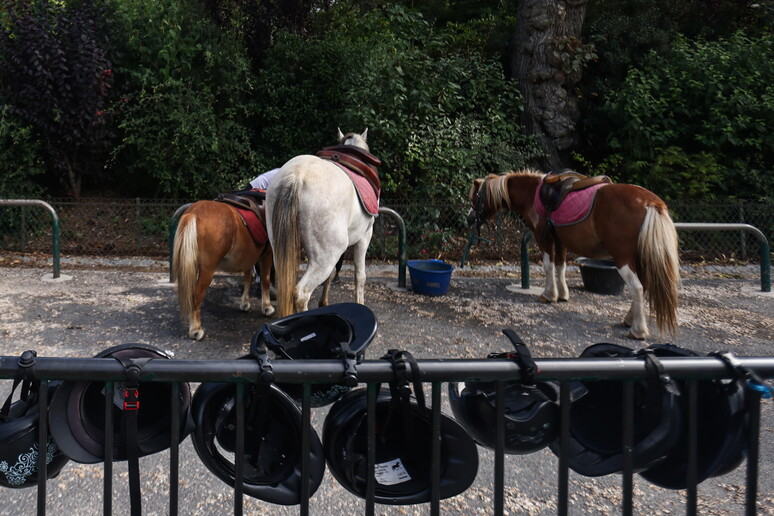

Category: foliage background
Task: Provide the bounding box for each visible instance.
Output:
[1,0,772,202]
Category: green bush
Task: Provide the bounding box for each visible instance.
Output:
[595,32,774,201]
[0,106,45,198]
[109,0,260,198]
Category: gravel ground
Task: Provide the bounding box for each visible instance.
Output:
[0,259,772,515]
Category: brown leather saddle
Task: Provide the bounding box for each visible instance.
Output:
[316,145,382,195]
[214,190,266,226]
[538,169,612,214]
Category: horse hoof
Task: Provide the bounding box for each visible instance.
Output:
[558,297,569,303]
[626,330,647,340]
[263,306,275,317]
[240,302,250,312]
[537,295,553,304]
[190,330,205,341]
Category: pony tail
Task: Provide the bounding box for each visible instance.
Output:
[638,205,680,335]
[272,175,301,317]
[173,213,199,321]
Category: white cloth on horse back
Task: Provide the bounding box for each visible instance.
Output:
[249,168,281,190]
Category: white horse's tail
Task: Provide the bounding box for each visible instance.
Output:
[173,213,199,321]
[638,205,680,335]
[272,174,301,318]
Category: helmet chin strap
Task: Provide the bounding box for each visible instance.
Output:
[115,357,150,516]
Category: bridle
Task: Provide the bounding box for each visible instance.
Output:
[468,178,489,236]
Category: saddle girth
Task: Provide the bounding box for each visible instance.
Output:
[316,145,381,196]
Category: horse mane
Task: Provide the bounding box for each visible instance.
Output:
[477,169,544,211]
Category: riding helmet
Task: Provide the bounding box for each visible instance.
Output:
[254,303,377,407]
[448,330,560,455]
[0,351,70,488]
[191,381,325,505]
[639,344,750,489]
[322,387,479,505]
[549,343,683,477]
[48,344,194,463]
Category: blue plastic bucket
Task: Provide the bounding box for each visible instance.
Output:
[407,259,454,296]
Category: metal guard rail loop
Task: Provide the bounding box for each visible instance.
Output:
[0,199,61,278]
[515,223,771,292]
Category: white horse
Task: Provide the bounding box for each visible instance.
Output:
[266,129,376,317]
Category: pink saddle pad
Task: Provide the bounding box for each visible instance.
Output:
[332,162,380,216]
[235,207,268,245]
[534,183,608,226]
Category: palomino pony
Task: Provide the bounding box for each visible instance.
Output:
[266,129,377,317]
[173,201,274,340]
[469,170,680,339]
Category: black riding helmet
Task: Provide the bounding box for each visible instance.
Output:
[254,303,377,407]
[323,350,478,505]
[191,381,325,505]
[48,344,194,463]
[549,343,683,477]
[448,329,560,454]
[0,351,70,488]
[639,344,750,489]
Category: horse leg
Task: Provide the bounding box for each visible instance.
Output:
[190,268,216,341]
[351,237,370,305]
[317,270,336,307]
[295,261,336,313]
[618,265,649,340]
[556,245,569,302]
[258,249,275,316]
[240,270,252,312]
[539,251,559,303]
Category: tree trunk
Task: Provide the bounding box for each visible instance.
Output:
[512,0,589,171]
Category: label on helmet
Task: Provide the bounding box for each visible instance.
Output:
[300,332,317,342]
[374,459,411,485]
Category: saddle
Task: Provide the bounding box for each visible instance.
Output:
[538,169,612,214]
[316,145,382,196]
[214,190,266,226]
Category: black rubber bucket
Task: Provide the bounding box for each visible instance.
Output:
[576,258,625,295]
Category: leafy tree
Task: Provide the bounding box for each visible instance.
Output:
[109,0,261,198]
[0,0,115,198]
[252,5,541,202]
[0,106,45,198]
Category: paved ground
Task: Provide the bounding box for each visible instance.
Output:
[0,260,772,515]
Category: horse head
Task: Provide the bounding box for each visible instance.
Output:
[337,127,369,152]
[467,175,503,232]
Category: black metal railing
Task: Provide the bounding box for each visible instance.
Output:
[1,354,772,516]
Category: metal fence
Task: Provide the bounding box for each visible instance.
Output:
[0,197,772,268]
[1,352,772,515]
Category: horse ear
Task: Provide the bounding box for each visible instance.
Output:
[337,127,345,142]
[360,128,368,141]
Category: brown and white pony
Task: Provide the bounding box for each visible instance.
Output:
[469,170,680,339]
[173,201,274,340]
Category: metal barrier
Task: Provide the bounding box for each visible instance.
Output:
[1,353,772,516]
[512,223,771,292]
[0,199,61,278]
[168,204,408,288]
